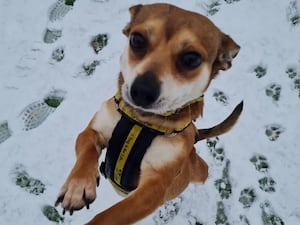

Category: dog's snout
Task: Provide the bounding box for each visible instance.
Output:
[130,72,160,108]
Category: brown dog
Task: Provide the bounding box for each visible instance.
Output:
[55,3,241,225]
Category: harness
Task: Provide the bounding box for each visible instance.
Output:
[100,93,203,194]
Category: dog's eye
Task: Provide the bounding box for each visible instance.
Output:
[130,32,148,52]
[177,52,202,70]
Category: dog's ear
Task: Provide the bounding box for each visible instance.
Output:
[123,4,143,36]
[213,34,240,74]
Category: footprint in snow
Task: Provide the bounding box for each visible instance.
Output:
[239,215,251,225]
[206,137,226,164]
[265,83,281,102]
[0,121,12,144]
[153,197,182,225]
[11,164,46,195]
[213,90,229,106]
[91,33,109,54]
[260,201,284,225]
[214,160,232,200]
[253,65,267,78]
[48,0,75,22]
[238,188,257,208]
[264,123,284,141]
[42,205,64,223]
[259,176,276,193]
[19,89,66,131]
[44,0,76,44]
[286,66,300,98]
[51,47,65,62]
[250,154,269,173]
[215,201,230,225]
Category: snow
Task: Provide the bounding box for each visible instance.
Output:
[0,0,300,224]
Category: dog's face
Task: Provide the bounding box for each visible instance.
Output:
[119,3,240,115]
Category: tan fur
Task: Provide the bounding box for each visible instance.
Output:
[56,3,241,225]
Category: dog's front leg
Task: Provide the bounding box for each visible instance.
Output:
[56,127,104,213]
[56,98,119,214]
[86,175,168,225]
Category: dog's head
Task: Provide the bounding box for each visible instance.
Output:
[119,3,240,115]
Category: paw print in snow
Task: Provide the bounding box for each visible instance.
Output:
[213,91,229,106]
[265,124,284,141]
[91,34,109,54]
[215,201,229,225]
[82,60,101,76]
[286,67,298,79]
[12,164,46,195]
[153,197,182,225]
[199,0,221,16]
[239,188,256,208]
[239,215,250,225]
[260,201,284,225]
[259,176,276,193]
[0,121,12,144]
[42,205,64,223]
[287,0,300,26]
[207,137,226,164]
[286,66,300,98]
[51,47,64,62]
[265,83,281,102]
[215,160,232,199]
[254,65,267,78]
[250,154,269,172]
[293,78,300,98]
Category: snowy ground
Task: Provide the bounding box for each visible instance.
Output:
[1,0,300,224]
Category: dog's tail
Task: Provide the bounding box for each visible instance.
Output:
[195,101,243,143]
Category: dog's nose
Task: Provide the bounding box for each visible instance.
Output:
[130,71,160,108]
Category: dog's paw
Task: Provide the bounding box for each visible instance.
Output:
[55,167,100,215]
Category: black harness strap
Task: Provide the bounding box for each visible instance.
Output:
[100,114,162,194]
[100,93,203,194]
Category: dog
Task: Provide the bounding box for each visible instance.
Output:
[55,3,242,225]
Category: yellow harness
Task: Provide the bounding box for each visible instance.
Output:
[100,93,203,194]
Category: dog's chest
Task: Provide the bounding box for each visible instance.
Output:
[100,114,162,194]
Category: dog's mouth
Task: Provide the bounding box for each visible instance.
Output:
[121,82,200,116]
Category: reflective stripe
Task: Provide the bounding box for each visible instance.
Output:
[114,124,142,185]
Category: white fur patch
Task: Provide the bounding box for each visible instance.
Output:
[91,101,120,141]
[141,135,184,170]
